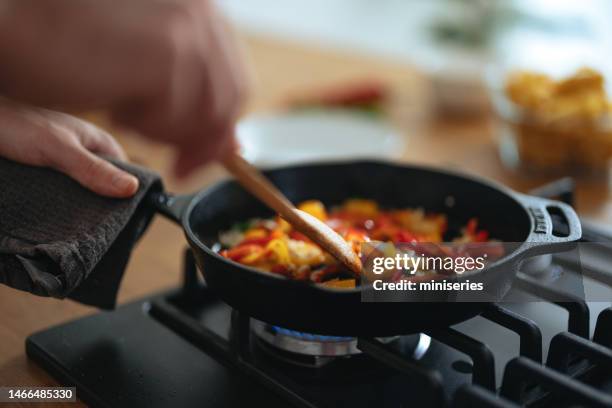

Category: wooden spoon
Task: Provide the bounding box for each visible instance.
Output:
[222,152,362,275]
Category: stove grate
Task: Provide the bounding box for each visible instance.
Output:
[460,306,612,407]
[356,337,446,407]
[453,384,519,408]
[500,356,612,407]
[514,274,591,338]
[480,304,543,362]
[424,328,496,390]
[594,307,612,347]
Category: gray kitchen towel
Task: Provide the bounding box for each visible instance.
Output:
[0,157,162,308]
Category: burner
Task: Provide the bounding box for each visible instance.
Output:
[252,320,361,358]
[251,320,429,368]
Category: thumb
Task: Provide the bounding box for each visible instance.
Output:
[56,145,139,198]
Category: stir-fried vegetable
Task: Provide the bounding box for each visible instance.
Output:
[219,199,492,288]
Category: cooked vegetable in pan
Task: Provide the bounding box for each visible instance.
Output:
[219,199,492,288]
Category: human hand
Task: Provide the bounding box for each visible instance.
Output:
[0,0,248,177]
[0,100,139,198]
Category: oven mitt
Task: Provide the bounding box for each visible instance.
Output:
[0,157,162,309]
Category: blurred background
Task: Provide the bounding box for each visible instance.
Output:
[215,0,612,174]
[221,0,612,77]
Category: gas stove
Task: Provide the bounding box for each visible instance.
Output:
[26,179,612,407]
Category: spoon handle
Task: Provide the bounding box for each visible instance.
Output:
[221,152,296,218]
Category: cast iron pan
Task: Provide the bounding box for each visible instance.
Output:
[152,161,581,336]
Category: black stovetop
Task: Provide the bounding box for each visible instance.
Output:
[26,247,612,408]
[25,179,612,408]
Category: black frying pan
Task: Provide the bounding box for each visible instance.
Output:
[152,161,581,336]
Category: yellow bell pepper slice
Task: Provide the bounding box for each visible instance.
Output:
[266,239,292,266]
[321,278,356,289]
[297,200,327,221]
[343,199,379,218]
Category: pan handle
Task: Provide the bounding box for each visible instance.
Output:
[515,193,582,256]
[150,192,195,224]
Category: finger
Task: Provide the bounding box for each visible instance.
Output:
[55,144,139,198]
[42,110,130,161]
[89,130,128,161]
[173,148,206,179]
[172,129,234,178]
[76,120,128,161]
[173,145,217,178]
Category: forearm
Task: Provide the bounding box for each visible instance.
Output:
[0,1,61,106]
[0,0,167,110]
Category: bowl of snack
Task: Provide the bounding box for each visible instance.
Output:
[488,66,612,177]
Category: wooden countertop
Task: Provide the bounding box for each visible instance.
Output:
[1,33,611,407]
